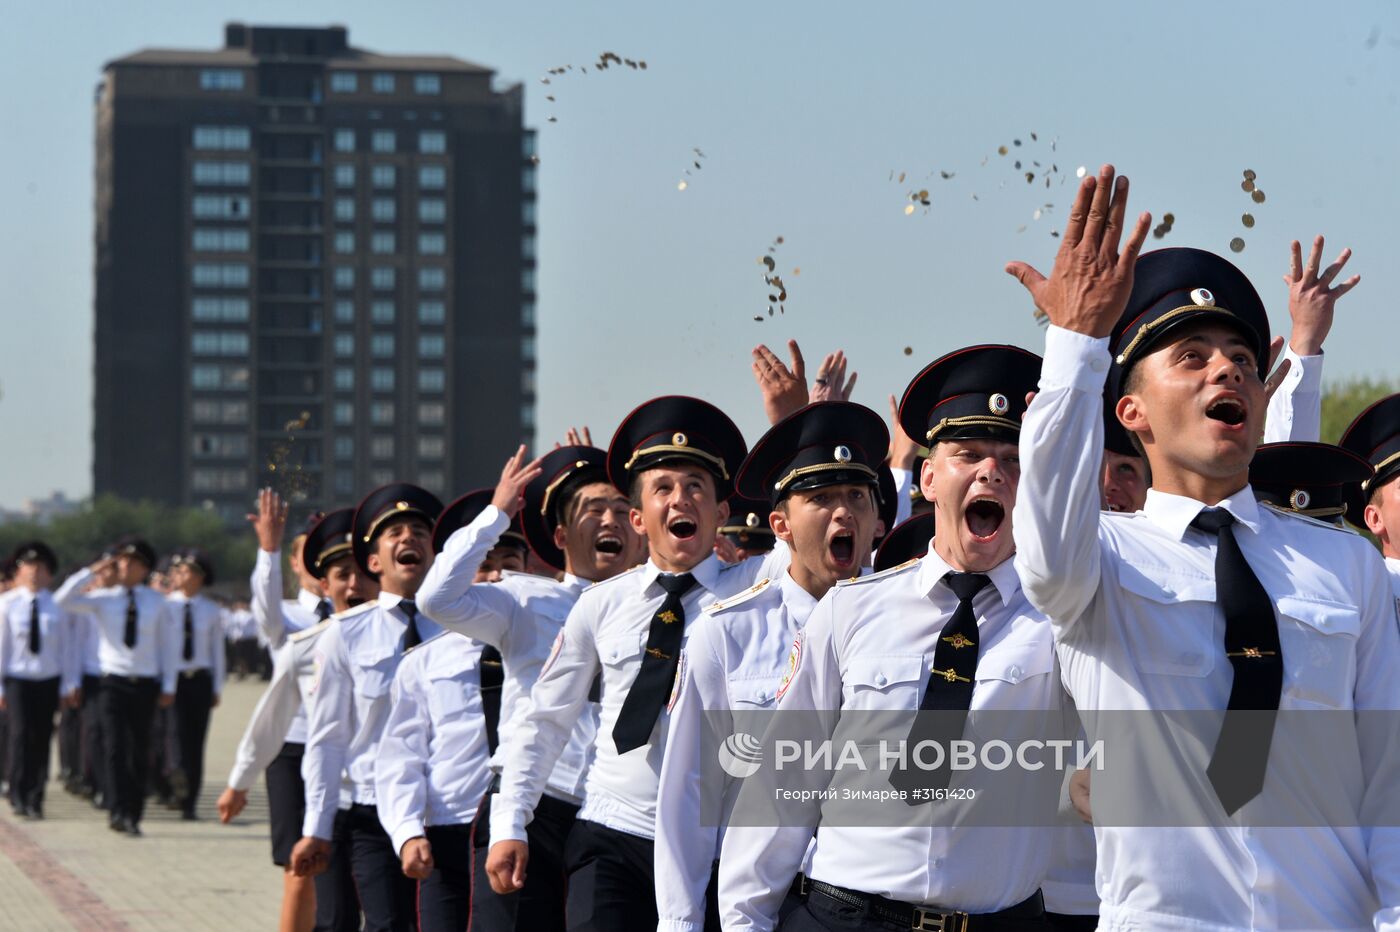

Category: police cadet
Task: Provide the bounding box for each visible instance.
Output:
[220,508,370,932]
[655,400,888,930]
[872,512,935,572]
[717,495,778,560]
[487,396,783,931]
[71,546,116,804]
[54,536,177,836]
[251,490,334,649]
[292,484,444,932]
[0,542,78,818]
[1250,442,1372,528]
[1008,165,1400,929]
[723,348,1059,931]
[1341,394,1400,596]
[164,548,225,820]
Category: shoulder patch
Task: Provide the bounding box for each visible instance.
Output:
[540,629,566,678]
[289,619,332,643]
[584,564,645,591]
[836,558,920,587]
[667,650,688,713]
[402,631,449,655]
[775,629,806,702]
[705,578,773,615]
[1260,502,1360,534]
[333,601,378,622]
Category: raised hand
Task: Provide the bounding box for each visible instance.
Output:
[1282,235,1359,356]
[1005,165,1151,337]
[564,426,594,447]
[810,350,858,403]
[752,340,809,424]
[887,395,920,470]
[1261,336,1292,404]
[492,446,545,517]
[246,487,289,553]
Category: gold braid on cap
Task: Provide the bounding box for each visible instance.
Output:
[362,502,430,543]
[622,444,730,480]
[539,461,591,517]
[772,462,879,495]
[1363,450,1400,491]
[925,415,1020,444]
[1114,304,1233,366]
[315,536,353,570]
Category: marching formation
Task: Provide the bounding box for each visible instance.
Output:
[4,166,1400,932]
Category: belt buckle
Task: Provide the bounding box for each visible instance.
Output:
[911,908,965,932]
[798,874,809,897]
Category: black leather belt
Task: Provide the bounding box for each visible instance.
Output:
[180,668,211,679]
[806,880,1044,931]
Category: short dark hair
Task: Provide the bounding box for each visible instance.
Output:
[627,465,717,509]
[1117,364,1149,460]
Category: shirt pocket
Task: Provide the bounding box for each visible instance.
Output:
[728,676,779,710]
[598,631,649,674]
[974,639,1055,687]
[1115,564,1217,678]
[426,668,480,721]
[352,650,399,700]
[842,653,926,709]
[1276,595,1359,709]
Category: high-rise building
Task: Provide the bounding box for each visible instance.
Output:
[94,24,537,523]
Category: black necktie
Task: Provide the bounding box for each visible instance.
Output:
[1190,507,1284,814]
[316,599,332,621]
[893,572,991,799]
[480,645,505,754]
[400,600,421,650]
[182,602,195,661]
[124,589,138,648]
[29,598,41,655]
[613,573,696,754]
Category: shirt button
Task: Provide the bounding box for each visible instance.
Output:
[875,673,888,687]
[1008,665,1022,681]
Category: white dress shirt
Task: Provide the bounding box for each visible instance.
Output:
[416,504,596,807]
[1261,347,1323,444]
[889,466,914,528]
[721,552,1060,929]
[227,621,329,791]
[54,569,177,692]
[493,551,781,845]
[166,592,227,696]
[1014,325,1400,932]
[301,591,441,839]
[250,551,324,743]
[0,588,80,696]
[1386,557,1400,603]
[375,632,494,855]
[656,571,818,932]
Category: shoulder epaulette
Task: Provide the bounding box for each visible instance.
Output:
[583,564,644,591]
[705,577,774,615]
[289,619,331,643]
[836,558,920,587]
[402,631,449,655]
[1260,502,1360,535]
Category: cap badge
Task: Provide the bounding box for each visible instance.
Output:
[834,445,852,463]
[1190,287,1214,307]
[745,512,760,528]
[1289,489,1311,511]
[575,460,587,468]
[672,432,688,447]
[989,393,1010,415]
[395,501,409,511]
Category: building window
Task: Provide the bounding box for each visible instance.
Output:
[370,402,395,426]
[193,400,248,424]
[371,165,397,188]
[413,74,442,95]
[191,468,250,492]
[418,198,446,223]
[417,435,445,459]
[419,130,446,153]
[334,367,354,391]
[192,297,250,322]
[334,231,355,254]
[333,129,355,153]
[334,164,355,188]
[521,404,536,429]
[192,228,250,252]
[334,334,354,357]
[418,301,445,325]
[521,267,536,292]
[522,334,536,362]
[370,301,395,324]
[418,369,445,393]
[522,132,537,158]
[192,331,250,356]
[333,402,354,426]
[192,195,250,219]
[371,130,396,153]
[193,161,250,186]
[522,200,537,225]
[370,468,394,486]
[418,334,445,358]
[372,73,395,93]
[370,334,396,357]
[333,266,354,290]
[371,368,395,391]
[193,125,250,150]
[417,233,445,256]
[199,69,245,91]
[522,235,536,260]
[522,369,536,394]
[418,165,446,189]
[371,198,396,222]
[190,364,249,391]
[418,267,445,291]
[192,433,248,458]
[521,300,536,327]
[333,197,355,222]
[522,164,537,193]
[334,436,354,459]
[334,469,354,495]
[192,262,250,287]
[420,470,445,493]
[370,231,396,255]
[418,402,446,426]
[331,300,354,324]
[371,267,396,290]
[330,72,358,93]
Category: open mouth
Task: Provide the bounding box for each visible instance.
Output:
[965,498,1005,541]
[347,596,366,607]
[395,550,424,567]
[1205,397,1246,427]
[667,517,697,541]
[594,533,624,555]
[828,531,856,568]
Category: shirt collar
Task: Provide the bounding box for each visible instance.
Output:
[914,545,1020,607]
[778,572,820,628]
[297,588,324,611]
[640,553,723,596]
[561,572,589,593]
[1143,485,1262,541]
[377,591,415,619]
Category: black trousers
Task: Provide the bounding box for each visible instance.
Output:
[79,674,104,796]
[98,675,159,823]
[172,670,213,815]
[58,698,79,781]
[471,789,579,931]
[266,742,306,866]
[416,822,474,931]
[4,676,59,809]
[1045,914,1098,931]
[783,887,1052,931]
[314,808,363,932]
[563,819,660,932]
[348,802,418,932]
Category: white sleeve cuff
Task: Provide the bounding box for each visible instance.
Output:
[1283,346,1323,393]
[1040,326,1112,393]
[389,820,426,858]
[488,801,530,845]
[658,921,705,932]
[304,806,337,841]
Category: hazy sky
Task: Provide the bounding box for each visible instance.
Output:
[2,0,1398,506]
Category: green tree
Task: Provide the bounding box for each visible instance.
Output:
[1321,376,1398,445]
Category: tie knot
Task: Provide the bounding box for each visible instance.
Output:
[945,572,991,602]
[1191,507,1235,534]
[316,600,332,620]
[656,573,696,596]
[399,600,418,621]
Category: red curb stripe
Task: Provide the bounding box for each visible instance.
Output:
[0,815,133,931]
